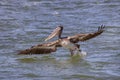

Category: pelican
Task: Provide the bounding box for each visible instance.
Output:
[18,25,105,56]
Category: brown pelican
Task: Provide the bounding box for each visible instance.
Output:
[18,25,105,56]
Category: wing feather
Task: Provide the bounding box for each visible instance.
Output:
[18,40,61,54]
[68,25,105,43]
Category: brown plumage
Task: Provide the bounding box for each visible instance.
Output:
[18,25,105,55]
[68,25,105,43]
[18,40,60,54]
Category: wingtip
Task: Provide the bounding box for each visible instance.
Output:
[98,25,105,31]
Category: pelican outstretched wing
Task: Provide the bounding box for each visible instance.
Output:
[68,25,105,43]
[45,26,63,41]
[18,46,57,54]
[18,40,61,54]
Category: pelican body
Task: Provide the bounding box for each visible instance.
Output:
[18,25,105,56]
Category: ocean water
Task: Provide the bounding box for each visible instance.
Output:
[0,0,120,80]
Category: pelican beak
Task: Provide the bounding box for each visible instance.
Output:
[45,26,63,41]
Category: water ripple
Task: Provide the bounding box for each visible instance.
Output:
[0,0,120,80]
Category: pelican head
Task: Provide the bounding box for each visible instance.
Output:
[45,25,63,41]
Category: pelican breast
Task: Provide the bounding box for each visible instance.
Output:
[60,39,75,50]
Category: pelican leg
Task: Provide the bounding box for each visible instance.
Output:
[70,49,74,56]
[75,44,81,52]
[69,44,81,56]
[70,44,83,56]
[75,45,87,57]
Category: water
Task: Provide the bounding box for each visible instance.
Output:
[0,0,120,80]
